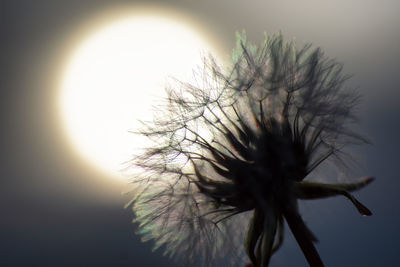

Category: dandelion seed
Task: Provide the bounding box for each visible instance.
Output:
[127,32,373,267]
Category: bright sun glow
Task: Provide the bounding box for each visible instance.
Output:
[60,14,219,181]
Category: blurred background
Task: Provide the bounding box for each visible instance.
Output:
[1,0,399,266]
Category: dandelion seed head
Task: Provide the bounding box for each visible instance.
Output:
[127,32,372,267]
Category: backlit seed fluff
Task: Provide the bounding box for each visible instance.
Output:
[127,33,373,267]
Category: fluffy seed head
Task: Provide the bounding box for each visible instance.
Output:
[127,33,371,267]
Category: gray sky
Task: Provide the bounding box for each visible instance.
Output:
[2,0,399,266]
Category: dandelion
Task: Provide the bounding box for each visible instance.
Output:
[126,33,373,267]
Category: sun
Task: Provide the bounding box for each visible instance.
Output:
[59,14,220,181]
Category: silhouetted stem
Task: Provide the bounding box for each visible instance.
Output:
[283,205,324,267]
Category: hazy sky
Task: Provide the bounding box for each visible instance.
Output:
[2,0,400,266]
